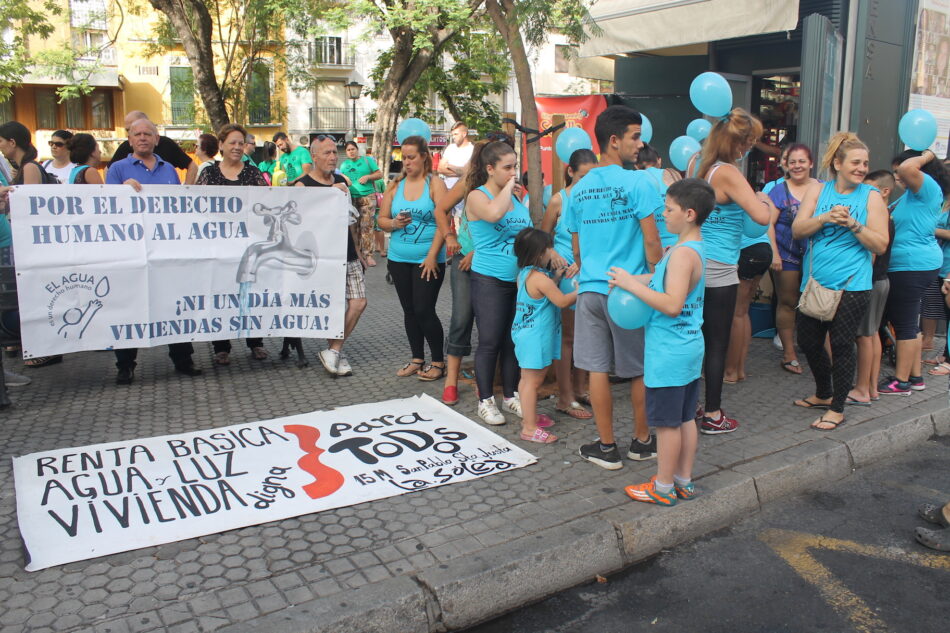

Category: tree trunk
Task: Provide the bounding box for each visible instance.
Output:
[486,0,542,223]
[149,0,230,131]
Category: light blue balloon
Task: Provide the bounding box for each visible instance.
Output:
[669,135,702,172]
[558,275,577,295]
[397,118,432,144]
[607,287,652,330]
[640,114,653,144]
[690,72,732,117]
[899,109,937,151]
[555,127,593,164]
[742,212,768,238]
[687,118,711,141]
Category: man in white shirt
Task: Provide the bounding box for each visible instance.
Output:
[438,121,474,212]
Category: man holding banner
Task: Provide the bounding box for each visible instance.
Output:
[105,118,201,385]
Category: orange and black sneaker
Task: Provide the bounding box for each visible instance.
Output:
[625,480,677,506]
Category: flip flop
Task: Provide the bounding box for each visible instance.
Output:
[794,397,830,409]
[929,362,950,376]
[555,401,593,419]
[810,416,844,431]
[519,428,558,444]
[575,393,592,406]
[782,360,803,374]
[845,396,871,406]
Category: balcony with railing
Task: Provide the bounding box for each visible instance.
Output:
[308,106,448,133]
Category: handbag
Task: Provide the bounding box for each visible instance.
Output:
[797,236,852,321]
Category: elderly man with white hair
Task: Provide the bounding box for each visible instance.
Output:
[105,117,202,384]
[108,111,198,184]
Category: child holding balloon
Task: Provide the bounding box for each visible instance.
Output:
[511,228,578,443]
[607,178,714,505]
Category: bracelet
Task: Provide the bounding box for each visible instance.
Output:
[851,223,864,234]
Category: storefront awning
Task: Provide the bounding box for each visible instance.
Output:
[580,0,800,58]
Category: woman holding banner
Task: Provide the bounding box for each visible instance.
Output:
[197,123,270,365]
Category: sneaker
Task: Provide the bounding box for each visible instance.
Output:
[442,385,459,406]
[625,481,677,506]
[501,393,523,417]
[477,397,506,425]
[627,435,657,461]
[700,410,739,435]
[3,369,31,387]
[674,481,696,500]
[336,354,353,376]
[909,375,926,391]
[115,367,134,385]
[878,377,911,396]
[773,333,784,351]
[318,349,340,376]
[578,440,623,470]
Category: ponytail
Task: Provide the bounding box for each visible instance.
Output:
[697,108,763,179]
[464,140,515,194]
[821,132,867,177]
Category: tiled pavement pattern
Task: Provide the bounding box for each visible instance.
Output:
[1,262,946,632]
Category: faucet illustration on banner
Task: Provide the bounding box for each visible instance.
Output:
[236,201,318,284]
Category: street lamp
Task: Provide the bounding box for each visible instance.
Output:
[345,80,363,141]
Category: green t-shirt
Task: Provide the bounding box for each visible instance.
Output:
[241,154,258,168]
[340,156,380,198]
[257,159,276,175]
[279,146,313,183]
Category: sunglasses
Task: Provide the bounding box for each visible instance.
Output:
[49,141,65,148]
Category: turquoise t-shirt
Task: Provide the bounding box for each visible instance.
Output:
[645,167,677,249]
[801,182,874,292]
[0,215,10,249]
[512,266,562,370]
[645,241,705,388]
[388,177,445,264]
[937,210,950,277]
[888,173,943,272]
[553,188,575,264]
[469,186,532,282]
[566,164,662,294]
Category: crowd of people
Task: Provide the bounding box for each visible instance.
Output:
[2,106,950,516]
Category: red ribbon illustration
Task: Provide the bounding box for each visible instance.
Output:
[284,425,345,499]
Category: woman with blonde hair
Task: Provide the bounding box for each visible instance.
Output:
[692,108,774,435]
[791,132,889,430]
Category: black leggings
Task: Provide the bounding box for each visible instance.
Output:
[797,290,870,413]
[702,284,738,412]
[470,271,519,400]
[885,269,937,340]
[388,260,446,363]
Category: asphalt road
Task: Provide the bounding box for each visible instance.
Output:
[466,436,950,633]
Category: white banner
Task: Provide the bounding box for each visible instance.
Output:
[9,184,348,358]
[13,395,537,571]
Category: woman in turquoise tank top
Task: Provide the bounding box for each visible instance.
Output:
[540,148,597,421]
[379,135,450,382]
[791,132,889,431]
[465,141,533,425]
[636,143,681,249]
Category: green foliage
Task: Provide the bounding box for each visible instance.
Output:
[511,0,598,48]
[0,0,62,100]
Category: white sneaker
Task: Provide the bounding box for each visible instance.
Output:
[772,333,784,351]
[477,397,506,425]
[318,349,340,376]
[3,369,31,387]
[336,354,353,376]
[501,393,523,417]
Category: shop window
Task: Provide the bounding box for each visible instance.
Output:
[554,45,570,73]
[248,63,272,124]
[36,90,58,129]
[90,91,112,129]
[65,98,84,129]
[169,67,195,125]
[0,98,12,123]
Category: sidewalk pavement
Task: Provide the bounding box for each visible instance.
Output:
[1,261,948,633]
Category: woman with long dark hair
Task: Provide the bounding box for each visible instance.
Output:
[0,121,44,185]
[379,135,449,381]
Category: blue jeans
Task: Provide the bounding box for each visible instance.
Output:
[446,253,474,357]
[470,271,519,399]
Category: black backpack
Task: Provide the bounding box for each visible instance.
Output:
[26,160,60,185]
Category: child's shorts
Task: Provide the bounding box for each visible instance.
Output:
[646,378,701,428]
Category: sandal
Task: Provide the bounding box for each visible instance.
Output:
[536,414,555,428]
[25,355,63,368]
[782,359,803,375]
[555,401,593,419]
[845,396,870,406]
[810,415,844,431]
[214,351,231,366]
[519,428,558,444]
[417,362,446,382]
[793,397,830,409]
[251,346,268,360]
[918,503,950,527]
[397,360,424,377]
[575,392,591,406]
[929,362,950,376]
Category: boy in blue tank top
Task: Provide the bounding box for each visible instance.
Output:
[607,179,714,505]
[566,105,663,470]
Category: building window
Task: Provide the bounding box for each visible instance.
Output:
[89,91,112,129]
[248,63,271,124]
[36,90,58,129]
[169,66,195,125]
[65,98,84,128]
[313,36,343,65]
[0,98,12,123]
[554,45,570,73]
[69,0,108,29]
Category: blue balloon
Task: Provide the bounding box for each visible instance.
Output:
[742,212,768,238]
[397,118,432,144]
[558,275,577,295]
[555,127,593,164]
[607,287,652,330]
[690,72,733,117]
[899,109,937,151]
[640,114,653,144]
[669,135,702,172]
[687,118,711,141]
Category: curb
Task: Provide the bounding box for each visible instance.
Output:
[220,405,949,633]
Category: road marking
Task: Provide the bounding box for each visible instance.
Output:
[759,529,950,633]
